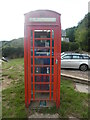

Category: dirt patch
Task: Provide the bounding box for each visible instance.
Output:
[2,76,12,90]
[8,66,13,70]
[2,76,19,90]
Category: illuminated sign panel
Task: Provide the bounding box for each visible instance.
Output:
[29,18,56,22]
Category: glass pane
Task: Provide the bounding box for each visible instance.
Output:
[31,67,33,73]
[31,30,33,47]
[35,40,50,47]
[52,40,54,47]
[63,55,72,59]
[31,30,33,39]
[83,56,89,59]
[52,49,54,56]
[72,55,80,59]
[52,67,54,74]
[35,93,49,99]
[31,49,33,56]
[52,30,54,38]
[31,40,33,47]
[31,84,33,99]
[31,92,33,99]
[31,76,33,82]
[35,48,50,56]
[52,76,53,82]
[35,58,50,65]
[52,58,54,65]
[34,30,50,38]
[31,84,33,90]
[31,58,33,64]
[31,49,54,56]
[35,76,50,82]
[35,67,50,74]
[35,84,49,90]
[51,84,53,90]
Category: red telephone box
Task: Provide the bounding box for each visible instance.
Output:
[24,10,61,108]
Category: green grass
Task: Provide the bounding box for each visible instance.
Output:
[59,79,88,118]
[2,82,27,118]
[2,58,89,118]
[40,80,88,118]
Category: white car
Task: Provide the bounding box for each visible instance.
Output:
[61,53,90,71]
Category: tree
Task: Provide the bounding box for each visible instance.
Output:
[75,13,89,51]
[66,27,76,42]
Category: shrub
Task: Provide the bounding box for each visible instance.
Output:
[61,41,79,52]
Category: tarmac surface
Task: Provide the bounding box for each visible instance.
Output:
[61,69,89,80]
[61,69,89,84]
[61,69,90,93]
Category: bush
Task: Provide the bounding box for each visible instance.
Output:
[61,41,69,52]
[2,47,24,58]
[69,42,79,51]
[61,41,79,52]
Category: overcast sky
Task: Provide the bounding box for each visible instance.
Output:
[0,0,89,41]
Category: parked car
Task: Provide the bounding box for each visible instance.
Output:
[61,53,90,71]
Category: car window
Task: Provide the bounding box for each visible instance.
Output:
[62,55,72,59]
[72,55,80,59]
[72,55,83,59]
[83,56,89,59]
[79,55,83,59]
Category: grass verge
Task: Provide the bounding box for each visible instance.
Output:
[2,58,89,118]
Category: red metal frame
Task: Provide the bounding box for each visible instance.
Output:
[24,10,61,108]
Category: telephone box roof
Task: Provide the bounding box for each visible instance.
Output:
[24,10,61,16]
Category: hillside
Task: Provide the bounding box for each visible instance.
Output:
[2,37,24,48]
[2,38,24,58]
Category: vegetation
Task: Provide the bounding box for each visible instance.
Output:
[65,13,90,52]
[2,38,24,58]
[61,41,79,52]
[2,58,26,118]
[75,13,89,51]
[66,27,76,42]
[2,58,88,118]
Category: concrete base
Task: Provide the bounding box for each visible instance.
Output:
[29,101,55,109]
[75,83,90,93]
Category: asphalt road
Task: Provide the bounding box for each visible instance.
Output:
[61,69,89,81]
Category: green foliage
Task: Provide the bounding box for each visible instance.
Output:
[69,42,79,51]
[61,41,79,52]
[66,27,76,42]
[65,13,89,52]
[2,38,24,58]
[75,13,89,51]
[2,38,24,48]
[61,41,69,52]
[2,47,24,58]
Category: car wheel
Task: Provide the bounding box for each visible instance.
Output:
[79,64,88,71]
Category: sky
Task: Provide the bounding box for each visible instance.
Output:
[0,0,89,41]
